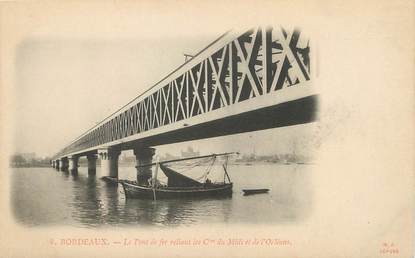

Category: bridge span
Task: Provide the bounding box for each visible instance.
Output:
[51,26,318,184]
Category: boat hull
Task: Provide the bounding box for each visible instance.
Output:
[101,176,119,186]
[121,181,233,199]
[242,189,269,195]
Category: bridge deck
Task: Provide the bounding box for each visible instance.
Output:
[54,26,315,158]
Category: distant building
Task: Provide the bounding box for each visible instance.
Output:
[181,146,200,158]
[160,153,179,161]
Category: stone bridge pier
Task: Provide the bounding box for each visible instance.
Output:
[54,159,60,170]
[60,158,69,171]
[87,154,98,176]
[98,148,121,178]
[134,147,155,185]
[68,155,79,174]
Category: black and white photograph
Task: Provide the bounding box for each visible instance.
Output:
[0,1,413,258]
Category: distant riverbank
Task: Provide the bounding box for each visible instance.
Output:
[10,164,51,168]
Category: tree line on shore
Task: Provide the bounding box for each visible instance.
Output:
[10,154,51,167]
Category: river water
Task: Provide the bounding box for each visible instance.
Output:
[11,164,312,228]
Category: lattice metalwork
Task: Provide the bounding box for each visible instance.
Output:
[55,26,311,157]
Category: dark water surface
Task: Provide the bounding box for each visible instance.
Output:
[11,164,312,228]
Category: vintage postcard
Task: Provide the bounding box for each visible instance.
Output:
[0,1,413,257]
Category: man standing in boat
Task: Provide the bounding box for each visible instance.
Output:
[204,178,212,187]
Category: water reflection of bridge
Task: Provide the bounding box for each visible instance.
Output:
[61,164,310,226]
[67,170,233,226]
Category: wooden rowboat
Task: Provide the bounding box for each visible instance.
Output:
[121,180,233,199]
[121,152,235,200]
[101,176,120,186]
[242,189,269,195]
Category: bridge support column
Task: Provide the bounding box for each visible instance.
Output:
[68,156,79,174]
[133,147,155,185]
[60,157,69,171]
[55,160,60,170]
[87,154,98,176]
[52,160,55,168]
[98,148,121,178]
